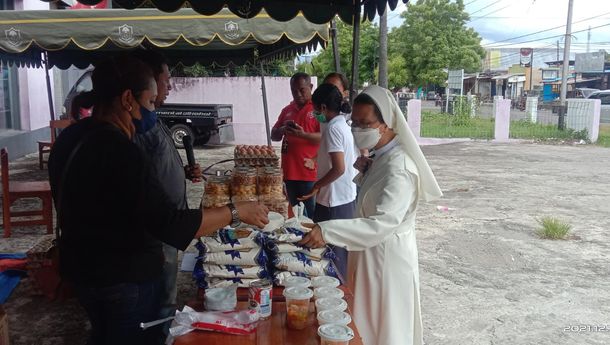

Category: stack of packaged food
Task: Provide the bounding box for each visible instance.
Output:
[263,227,339,286]
[193,228,270,289]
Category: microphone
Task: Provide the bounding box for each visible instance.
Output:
[183,135,196,167]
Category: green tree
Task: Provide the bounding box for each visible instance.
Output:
[391,0,485,87]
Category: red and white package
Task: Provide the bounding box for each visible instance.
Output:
[170,306,260,337]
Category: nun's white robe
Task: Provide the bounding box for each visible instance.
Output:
[319,142,424,345]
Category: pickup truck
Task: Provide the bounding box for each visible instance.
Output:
[63,70,235,147]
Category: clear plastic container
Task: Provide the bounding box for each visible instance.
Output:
[282,276,311,289]
[311,276,340,289]
[231,167,257,200]
[283,286,313,330]
[318,324,354,345]
[315,297,348,313]
[313,287,344,301]
[316,309,352,326]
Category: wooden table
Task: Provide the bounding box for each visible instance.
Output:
[174,287,364,345]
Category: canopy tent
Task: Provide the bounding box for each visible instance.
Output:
[44,0,408,24]
[0,8,328,68]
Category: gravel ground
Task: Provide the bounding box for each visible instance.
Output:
[1,141,609,345]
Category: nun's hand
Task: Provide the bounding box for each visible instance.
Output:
[354,156,373,173]
[298,223,326,248]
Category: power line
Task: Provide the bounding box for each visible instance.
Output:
[484,22,610,48]
[469,4,511,23]
[465,0,483,6]
[484,11,610,46]
[469,0,504,16]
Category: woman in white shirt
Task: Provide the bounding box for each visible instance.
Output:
[299,83,358,279]
[299,86,443,345]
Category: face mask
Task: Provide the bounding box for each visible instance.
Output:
[352,126,382,150]
[132,105,158,134]
[314,111,327,123]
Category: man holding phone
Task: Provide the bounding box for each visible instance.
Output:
[271,72,321,218]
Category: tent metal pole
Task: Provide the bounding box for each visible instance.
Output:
[260,62,272,146]
[349,2,361,103]
[330,19,341,72]
[43,51,55,122]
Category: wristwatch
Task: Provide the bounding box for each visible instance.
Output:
[227,202,241,228]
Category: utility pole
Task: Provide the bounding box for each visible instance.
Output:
[378,6,388,88]
[330,19,341,73]
[556,40,560,61]
[559,0,574,130]
[529,49,534,91]
[586,26,591,53]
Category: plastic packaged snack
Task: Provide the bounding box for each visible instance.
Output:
[198,228,265,253]
[169,305,260,337]
[283,286,313,330]
[273,253,338,277]
[201,247,268,267]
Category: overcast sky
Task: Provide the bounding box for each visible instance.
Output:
[385,0,610,53]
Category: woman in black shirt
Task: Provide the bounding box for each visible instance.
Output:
[48,56,268,345]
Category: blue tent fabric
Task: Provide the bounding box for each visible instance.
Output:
[0,270,25,303]
[0,253,27,260]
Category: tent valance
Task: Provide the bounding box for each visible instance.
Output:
[42,0,409,24]
[0,8,328,68]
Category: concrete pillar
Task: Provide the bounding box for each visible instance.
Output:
[566,98,601,142]
[407,99,421,138]
[526,97,538,123]
[494,98,511,141]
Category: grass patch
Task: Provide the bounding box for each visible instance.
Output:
[536,216,572,240]
[509,120,587,140]
[421,111,494,139]
[597,124,610,148]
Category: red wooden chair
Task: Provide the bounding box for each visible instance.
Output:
[38,119,73,170]
[1,148,53,238]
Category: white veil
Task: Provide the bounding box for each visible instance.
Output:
[361,85,443,201]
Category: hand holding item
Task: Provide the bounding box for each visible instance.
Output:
[234,202,270,228]
[285,122,305,137]
[297,223,326,248]
[297,185,319,201]
[353,155,373,173]
[185,164,203,183]
[303,158,316,170]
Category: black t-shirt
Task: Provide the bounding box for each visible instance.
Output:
[48,118,201,286]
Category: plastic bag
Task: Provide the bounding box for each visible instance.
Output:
[265,227,306,243]
[200,264,270,279]
[265,241,336,260]
[200,247,268,266]
[196,277,260,289]
[284,202,313,229]
[204,284,238,311]
[273,252,338,277]
[169,306,260,337]
[199,228,265,253]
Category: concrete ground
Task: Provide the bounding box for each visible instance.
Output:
[1,141,609,345]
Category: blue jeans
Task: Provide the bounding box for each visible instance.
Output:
[284,180,316,219]
[159,243,178,337]
[313,201,356,282]
[76,280,164,345]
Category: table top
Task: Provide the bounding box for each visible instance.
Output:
[174,287,363,345]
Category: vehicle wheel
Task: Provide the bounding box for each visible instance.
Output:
[170,124,194,148]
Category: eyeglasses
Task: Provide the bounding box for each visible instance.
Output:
[350,120,381,130]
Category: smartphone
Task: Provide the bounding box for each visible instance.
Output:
[286,120,298,129]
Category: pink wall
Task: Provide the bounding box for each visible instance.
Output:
[167,77,317,145]
[15,0,54,131]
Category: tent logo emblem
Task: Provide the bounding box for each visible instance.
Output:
[118,24,134,43]
[224,21,241,39]
[5,28,22,46]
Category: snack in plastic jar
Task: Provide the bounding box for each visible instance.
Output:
[316,309,352,326]
[317,324,354,345]
[311,276,341,289]
[282,276,311,289]
[283,286,313,330]
[313,286,344,301]
[315,297,348,313]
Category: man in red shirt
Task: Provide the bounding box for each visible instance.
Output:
[271,73,321,218]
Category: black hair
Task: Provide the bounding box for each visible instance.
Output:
[290,72,311,85]
[129,49,169,81]
[71,56,154,117]
[353,93,384,124]
[323,72,349,92]
[312,83,352,114]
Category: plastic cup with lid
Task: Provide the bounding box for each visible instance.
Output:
[283,286,314,330]
[311,276,340,289]
[313,286,344,300]
[318,324,354,345]
[315,297,348,313]
[317,309,352,326]
[282,276,311,288]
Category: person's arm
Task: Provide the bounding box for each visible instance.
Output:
[285,122,321,144]
[298,171,417,251]
[271,111,286,142]
[299,151,345,201]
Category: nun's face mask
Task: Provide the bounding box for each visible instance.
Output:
[351,103,387,150]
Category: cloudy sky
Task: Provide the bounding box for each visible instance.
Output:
[385,0,610,53]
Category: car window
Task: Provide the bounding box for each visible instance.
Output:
[75,74,92,93]
[598,94,610,105]
[589,94,599,99]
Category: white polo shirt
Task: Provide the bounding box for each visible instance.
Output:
[316,115,358,208]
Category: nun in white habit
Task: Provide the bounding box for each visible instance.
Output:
[299,85,442,345]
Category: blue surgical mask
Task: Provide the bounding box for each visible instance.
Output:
[133,105,157,134]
